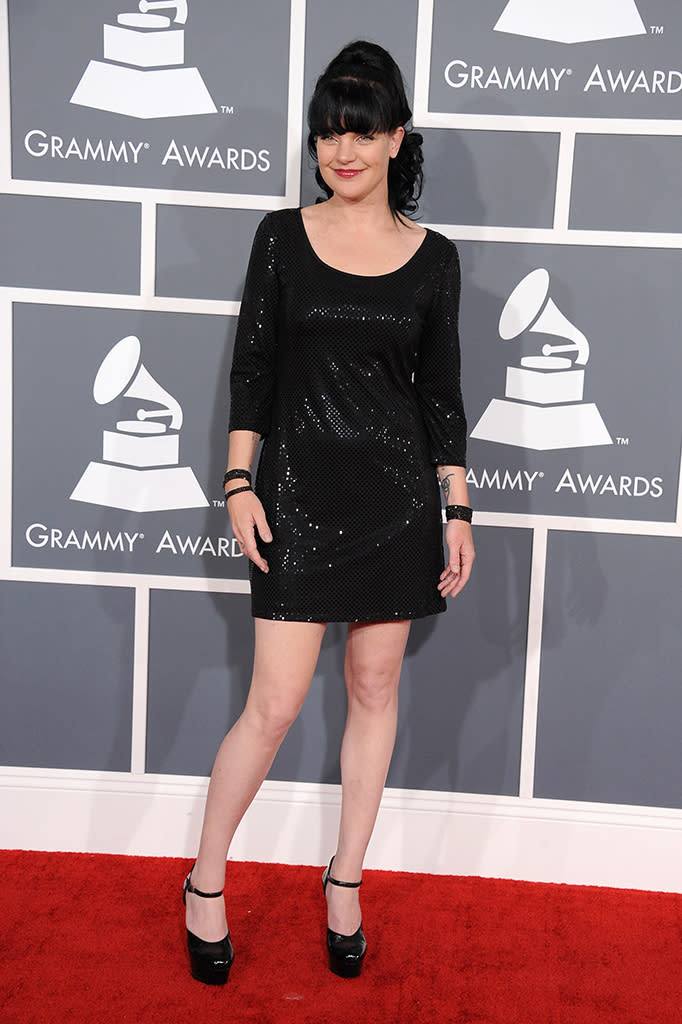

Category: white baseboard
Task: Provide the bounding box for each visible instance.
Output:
[2,768,681,893]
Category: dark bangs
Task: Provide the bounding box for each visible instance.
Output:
[307,76,397,157]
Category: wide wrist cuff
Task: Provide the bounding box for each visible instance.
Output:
[445,504,472,523]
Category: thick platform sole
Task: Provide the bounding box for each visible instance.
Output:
[189,953,233,986]
[328,951,365,978]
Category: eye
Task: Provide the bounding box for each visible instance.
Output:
[356,134,375,142]
[318,133,337,143]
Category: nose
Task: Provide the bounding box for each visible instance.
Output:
[336,135,356,163]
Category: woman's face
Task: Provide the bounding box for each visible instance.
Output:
[316,126,404,203]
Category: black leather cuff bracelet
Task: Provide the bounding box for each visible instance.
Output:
[445,504,473,523]
[223,469,251,487]
[224,485,252,500]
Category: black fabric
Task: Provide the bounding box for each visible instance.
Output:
[229,208,466,622]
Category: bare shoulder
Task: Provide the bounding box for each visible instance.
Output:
[396,217,427,259]
[300,203,327,226]
[398,215,426,239]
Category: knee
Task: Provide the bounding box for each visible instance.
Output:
[243,692,302,743]
[346,664,399,714]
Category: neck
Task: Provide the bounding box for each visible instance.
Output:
[325,191,398,230]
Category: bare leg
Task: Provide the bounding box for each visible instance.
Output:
[325,619,411,935]
[186,618,326,941]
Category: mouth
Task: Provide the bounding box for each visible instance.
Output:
[333,169,364,178]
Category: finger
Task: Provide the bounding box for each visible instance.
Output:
[246,548,269,573]
[458,562,473,588]
[241,535,269,572]
[254,509,273,544]
[236,521,268,572]
[437,570,457,591]
[447,579,465,597]
[437,561,471,596]
[440,561,460,581]
[441,577,463,598]
[228,502,270,570]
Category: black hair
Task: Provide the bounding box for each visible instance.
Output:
[307,41,424,217]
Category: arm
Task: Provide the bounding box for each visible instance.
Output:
[229,212,279,437]
[415,243,474,596]
[225,214,280,572]
[413,244,467,469]
[436,465,474,598]
[224,429,271,573]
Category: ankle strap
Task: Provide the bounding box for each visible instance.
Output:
[327,857,362,888]
[185,870,223,899]
[327,874,362,889]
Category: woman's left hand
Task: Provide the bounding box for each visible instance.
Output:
[438,520,475,598]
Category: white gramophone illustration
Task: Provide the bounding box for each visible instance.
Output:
[494,0,646,44]
[70,0,217,119]
[70,335,209,512]
[470,269,612,451]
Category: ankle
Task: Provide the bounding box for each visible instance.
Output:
[190,861,225,894]
[328,855,362,886]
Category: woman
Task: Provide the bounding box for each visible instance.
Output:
[183,40,474,984]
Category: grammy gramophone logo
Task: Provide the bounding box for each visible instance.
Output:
[70,335,209,512]
[494,0,646,44]
[70,0,217,119]
[470,269,612,452]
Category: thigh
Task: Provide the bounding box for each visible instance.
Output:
[344,620,412,683]
[246,618,327,716]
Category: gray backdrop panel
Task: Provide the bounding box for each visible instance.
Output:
[571,135,682,233]
[534,532,682,808]
[145,589,349,780]
[12,303,244,580]
[0,580,134,770]
[0,195,140,293]
[428,0,680,121]
[155,206,264,301]
[387,525,531,796]
[9,0,290,196]
[146,525,530,795]
[459,241,681,521]
[418,128,559,228]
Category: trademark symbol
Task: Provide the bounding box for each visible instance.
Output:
[144,142,150,149]
[616,437,630,446]
[139,533,144,539]
[566,68,573,76]
[650,25,664,34]
[213,499,225,508]
[539,472,544,478]
[221,105,234,115]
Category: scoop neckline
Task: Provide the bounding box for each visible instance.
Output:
[296,207,430,280]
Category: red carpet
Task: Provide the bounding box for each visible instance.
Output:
[2,851,680,1024]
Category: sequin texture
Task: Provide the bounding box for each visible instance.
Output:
[229,208,466,622]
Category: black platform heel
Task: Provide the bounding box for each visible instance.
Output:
[182,867,234,985]
[322,856,367,978]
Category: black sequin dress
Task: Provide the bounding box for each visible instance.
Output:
[229,208,466,622]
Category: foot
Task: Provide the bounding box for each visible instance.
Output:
[185,874,228,943]
[325,874,362,936]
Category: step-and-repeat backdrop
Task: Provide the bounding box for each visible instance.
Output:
[1,1,680,856]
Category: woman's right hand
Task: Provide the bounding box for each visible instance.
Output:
[226,490,272,573]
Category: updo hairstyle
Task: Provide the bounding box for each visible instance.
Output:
[307,41,424,217]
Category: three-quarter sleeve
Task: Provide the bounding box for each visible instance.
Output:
[414,242,467,467]
[228,213,279,437]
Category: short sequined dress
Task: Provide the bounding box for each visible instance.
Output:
[229,208,466,622]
